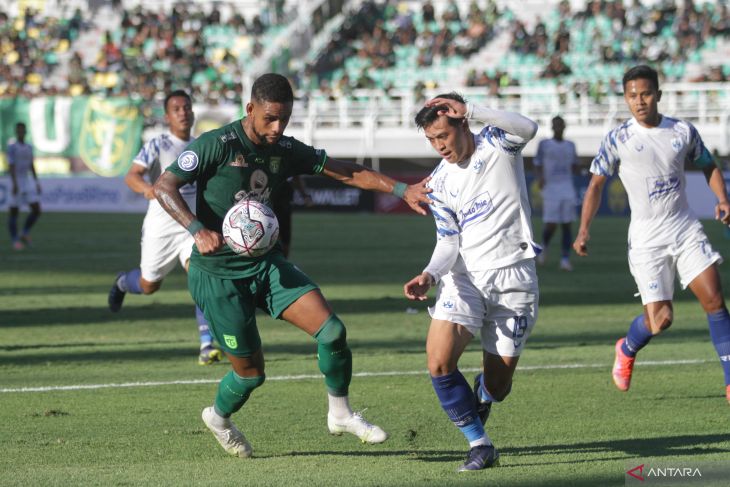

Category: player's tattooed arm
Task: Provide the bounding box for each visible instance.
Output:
[154,171,223,254]
[322,158,431,215]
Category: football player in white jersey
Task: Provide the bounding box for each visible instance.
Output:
[404,94,539,471]
[107,90,223,365]
[6,122,41,251]
[534,115,579,271]
[574,65,730,403]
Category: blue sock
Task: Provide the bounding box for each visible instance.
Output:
[123,269,143,294]
[196,306,213,348]
[8,213,18,241]
[708,309,730,386]
[23,212,39,234]
[622,314,652,358]
[561,225,572,258]
[431,370,488,446]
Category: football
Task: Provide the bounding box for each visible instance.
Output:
[221,200,280,257]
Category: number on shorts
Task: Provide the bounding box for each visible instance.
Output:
[512,315,529,339]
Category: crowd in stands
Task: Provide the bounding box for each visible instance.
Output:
[1,0,729,114]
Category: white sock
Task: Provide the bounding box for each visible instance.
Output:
[328,394,353,420]
[469,432,493,448]
[208,407,230,428]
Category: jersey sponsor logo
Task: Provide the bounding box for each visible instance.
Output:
[254,157,265,164]
[459,191,494,227]
[219,131,237,143]
[270,156,281,174]
[178,150,199,171]
[646,174,680,200]
[223,334,238,349]
[228,154,248,167]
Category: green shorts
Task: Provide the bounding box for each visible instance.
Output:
[188,253,318,357]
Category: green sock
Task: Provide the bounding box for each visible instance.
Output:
[314,315,352,397]
[214,371,265,417]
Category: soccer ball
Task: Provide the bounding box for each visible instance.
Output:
[222,200,279,257]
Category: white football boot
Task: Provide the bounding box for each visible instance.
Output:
[201,407,253,458]
[327,411,388,444]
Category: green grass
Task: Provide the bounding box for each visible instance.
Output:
[1,212,729,486]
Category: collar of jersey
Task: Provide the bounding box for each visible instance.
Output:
[235,117,271,155]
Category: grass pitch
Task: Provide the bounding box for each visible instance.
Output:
[1,212,729,486]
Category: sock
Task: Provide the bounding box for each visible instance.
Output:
[542,227,552,248]
[117,269,143,294]
[708,309,730,386]
[8,213,18,241]
[328,393,353,420]
[314,315,352,397]
[622,314,652,358]
[196,306,213,348]
[561,225,572,258]
[431,370,491,447]
[23,212,39,235]
[213,371,265,417]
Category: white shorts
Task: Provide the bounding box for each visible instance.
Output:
[140,205,194,282]
[9,179,40,207]
[628,226,722,305]
[542,196,575,223]
[429,259,539,357]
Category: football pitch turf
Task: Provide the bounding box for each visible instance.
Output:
[1,212,729,486]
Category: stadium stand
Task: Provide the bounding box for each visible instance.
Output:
[1,0,729,162]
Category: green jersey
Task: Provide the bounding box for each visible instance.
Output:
[166,118,327,278]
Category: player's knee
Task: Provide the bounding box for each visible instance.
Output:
[140,280,162,295]
[314,314,347,349]
[700,292,725,314]
[426,354,457,377]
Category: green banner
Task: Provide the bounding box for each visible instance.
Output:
[0,96,143,177]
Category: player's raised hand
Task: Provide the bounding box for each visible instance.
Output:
[404,272,434,301]
[404,176,432,215]
[425,97,467,119]
[715,200,730,226]
[194,228,224,255]
[572,230,590,257]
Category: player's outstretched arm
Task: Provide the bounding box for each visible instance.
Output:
[322,158,431,215]
[404,272,435,301]
[703,165,730,225]
[573,174,608,257]
[154,171,223,254]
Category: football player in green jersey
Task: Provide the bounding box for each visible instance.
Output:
[154,73,431,457]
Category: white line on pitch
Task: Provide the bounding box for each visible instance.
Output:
[0,358,711,394]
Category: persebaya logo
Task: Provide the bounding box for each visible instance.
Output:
[223,334,238,349]
[79,97,142,177]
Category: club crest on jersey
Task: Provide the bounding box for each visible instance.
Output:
[178,150,199,171]
[671,137,683,152]
[228,154,248,167]
[270,157,281,174]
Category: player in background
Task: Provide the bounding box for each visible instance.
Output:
[154,73,432,458]
[7,122,41,251]
[404,94,539,471]
[534,115,579,271]
[573,65,730,403]
[107,90,223,366]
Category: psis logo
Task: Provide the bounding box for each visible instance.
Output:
[627,464,645,481]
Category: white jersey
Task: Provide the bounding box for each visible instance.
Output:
[425,123,538,278]
[591,115,713,249]
[534,138,577,200]
[133,132,196,218]
[7,140,34,182]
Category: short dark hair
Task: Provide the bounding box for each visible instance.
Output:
[622,65,659,92]
[16,122,26,130]
[552,115,564,124]
[164,90,192,112]
[414,92,467,130]
[251,73,294,104]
